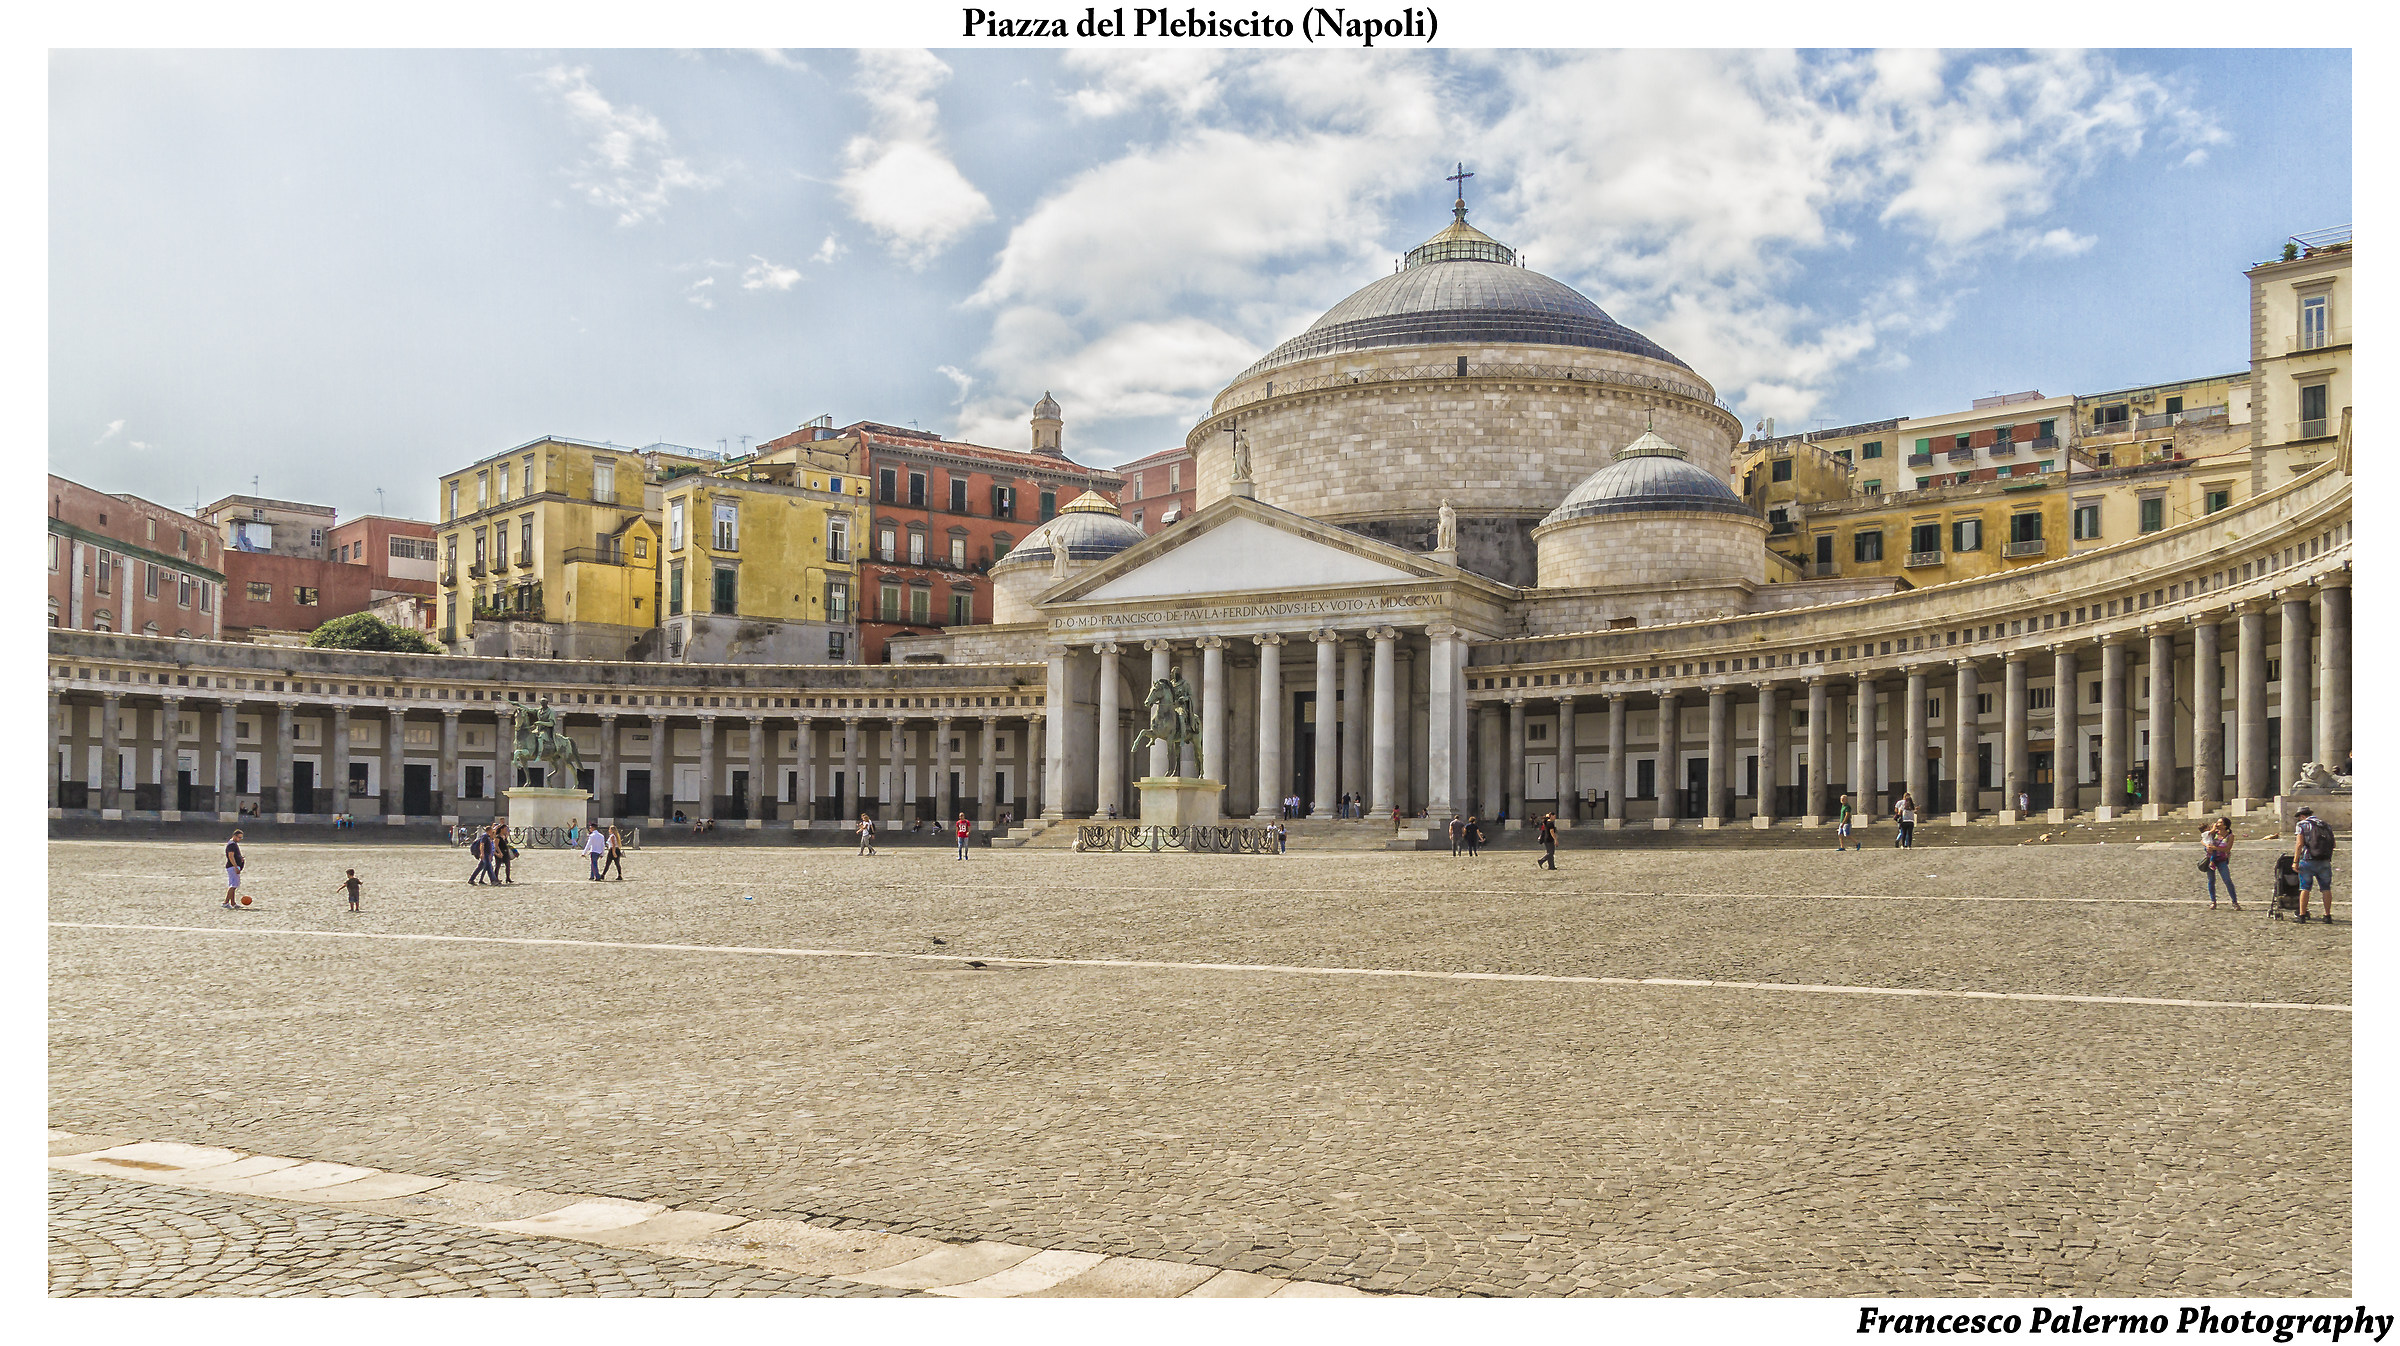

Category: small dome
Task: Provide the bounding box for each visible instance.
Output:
[1032,391,1062,420]
[994,493,1145,569]
[1542,440,1755,526]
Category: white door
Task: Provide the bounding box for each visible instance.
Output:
[1525,757,1556,800]
[674,764,702,803]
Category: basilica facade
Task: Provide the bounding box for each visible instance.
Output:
[49,204,2353,838]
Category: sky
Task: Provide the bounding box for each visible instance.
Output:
[49,46,2350,523]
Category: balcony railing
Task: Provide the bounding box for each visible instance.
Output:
[826,546,851,565]
[2288,327,2351,352]
[1811,560,1838,578]
[563,547,625,567]
[2003,538,2047,558]
[2135,406,2227,433]
[467,563,488,579]
[440,567,457,586]
[1906,453,1934,468]
[2024,434,2059,451]
[1768,520,1795,536]
[2300,418,2330,440]
[515,551,533,569]
[1904,550,1945,569]
[1945,447,1976,462]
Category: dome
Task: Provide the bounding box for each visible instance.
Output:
[1541,440,1755,526]
[993,490,1145,568]
[1236,204,1686,379]
[1031,391,1062,420]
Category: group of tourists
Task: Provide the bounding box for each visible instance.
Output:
[2201,808,2337,921]
[1446,815,1488,857]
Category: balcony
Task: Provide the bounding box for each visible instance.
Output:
[1811,560,1838,578]
[516,551,534,569]
[2024,434,2059,451]
[1906,453,1934,468]
[1768,519,1796,536]
[1945,447,1976,463]
[2287,327,2352,353]
[1904,550,1945,569]
[2135,406,2227,433]
[440,567,457,586]
[2003,539,2047,558]
[467,562,488,579]
[563,547,626,567]
[826,546,851,565]
[2300,418,2330,440]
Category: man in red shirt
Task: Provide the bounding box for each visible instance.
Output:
[955,814,972,861]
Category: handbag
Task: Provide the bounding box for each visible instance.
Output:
[2197,857,2213,874]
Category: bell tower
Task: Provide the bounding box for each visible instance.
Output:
[1030,391,1064,457]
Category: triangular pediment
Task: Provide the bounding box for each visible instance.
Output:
[1048,495,1464,605]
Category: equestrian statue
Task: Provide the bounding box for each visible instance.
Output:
[1129,667,1203,778]
[509,700,586,788]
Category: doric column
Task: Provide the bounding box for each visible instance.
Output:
[1657,690,1683,821]
[1252,634,1284,820]
[330,705,352,817]
[48,690,64,811]
[1899,667,1928,812]
[2190,618,2223,812]
[1311,630,1340,816]
[2002,656,2029,820]
[491,710,510,812]
[1095,642,1124,819]
[1704,687,1731,823]
[974,716,994,823]
[158,695,184,814]
[439,709,461,820]
[698,714,719,822]
[1755,683,1782,826]
[885,715,906,823]
[1803,677,1828,823]
[2146,628,2178,818]
[934,716,954,819]
[1825,678,1848,812]
[648,711,670,824]
[1198,637,1226,784]
[1505,697,1529,824]
[1423,624,1458,822]
[2235,602,2269,806]
[1028,711,1049,819]
[273,701,297,816]
[2320,573,2351,770]
[2050,645,2079,820]
[1605,693,1627,824]
[1179,647,1204,778]
[216,699,238,817]
[1144,640,1174,780]
[1851,677,1878,816]
[596,713,620,821]
[2097,639,2129,820]
[1368,628,1397,814]
[841,715,861,819]
[1341,637,1366,811]
[1479,701,1505,820]
[99,692,123,812]
[747,714,767,826]
[2278,593,2313,791]
[1042,647,1069,820]
[1951,659,1978,822]
[795,714,817,826]
[1554,695,1578,826]
[379,707,404,820]
[1393,648,1414,814]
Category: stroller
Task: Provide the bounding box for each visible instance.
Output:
[2271,853,2302,920]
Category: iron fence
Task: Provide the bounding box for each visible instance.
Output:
[1075,824,1281,854]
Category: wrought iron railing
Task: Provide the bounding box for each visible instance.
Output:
[1204,360,1735,423]
[1075,824,1281,854]
[563,547,626,566]
[1905,550,1944,569]
[449,825,641,849]
[1946,447,1976,462]
[2003,539,2047,558]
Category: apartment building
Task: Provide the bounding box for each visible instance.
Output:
[655,465,859,664]
[327,514,440,632]
[48,475,223,638]
[2246,226,2352,489]
[1114,444,1195,533]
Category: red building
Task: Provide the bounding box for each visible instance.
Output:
[328,515,440,631]
[1113,445,1195,534]
[47,475,224,639]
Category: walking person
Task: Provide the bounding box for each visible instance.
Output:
[1835,792,1855,851]
[223,829,245,908]
[954,814,972,861]
[857,813,876,856]
[2293,806,2337,923]
[1464,815,1482,858]
[467,826,494,886]
[1276,820,1288,853]
[1894,793,1917,849]
[582,823,608,881]
[1535,812,1558,870]
[600,826,625,880]
[493,824,517,884]
[2200,816,2239,910]
[1448,815,1463,856]
[332,868,363,913]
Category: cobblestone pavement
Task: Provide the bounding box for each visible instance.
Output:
[49,1170,911,1296]
[50,839,2351,1296]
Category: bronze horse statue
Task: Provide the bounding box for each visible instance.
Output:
[1129,668,1202,778]
[509,701,585,787]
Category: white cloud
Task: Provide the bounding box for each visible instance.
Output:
[749,49,807,72]
[811,234,845,265]
[838,50,993,267]
[1061,49,1229,119]
[2018,227,2097,259]
[740,255,801,291]
[96,418,123,444]
[685,276,716,309]
[935,364,975,405]
[537,65,714,226]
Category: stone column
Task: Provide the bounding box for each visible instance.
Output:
[2002,656,2029,821]
[795,715,817,827]
[439,709,461,821]
[99,692,122,813]
[2320,574,2350,770]
[1042,647,1069,820]
[2097,639,2129,821]
[1851,677,1877,818]
[1180,647,1205,778]
[216,698,238,819]
[1341,637,1366,813]
[747,715,767,827]
[1657,690,1682,823]
[839,716,861,820]
[698,715,719,822]
[1605,693,1627,826]
[974,717,994,825]
[1704,687,1731,825]
[47,690,64,812]
[1825,679,1849,814]
[1027,712,1048,820]
[1898,668,1927,815]
[2189,618,2223,813]
[1310,630,1340,817]
[1367,629,1397,815]
[885,715,906,824]
[158,695,184,816]
[2145,629,2178,819]
[1393,648,1414,814]
[1423,624,1458,823]
[2050,645,2079,821]
[1506,698,1531,825]
[1479,701,1505,822]
[379,708,403,822]
[2278,593,2313,792]
[1253,634,1285,820]
[1199,637,1226,785]
[648,712,670,825]
[1554,696,1577,826]
[935,716,954,820]
[1803,678,1828,824]
[274,701,299,818]
[1754,683,1782,827]
[330,706,352,818]
[1095,642,1123,820]
[1144,640,1174,780]
[1951,660,1978,823]
[596,713,619,821]
[2235,602,2268,809]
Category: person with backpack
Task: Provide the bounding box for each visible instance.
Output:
[1834,792,1855,851]
[2293,807,2336,923]
[1535,812,1559,870]
[467,825,495,886]
[2199,816,2239,910]
[1892,793,1917,849]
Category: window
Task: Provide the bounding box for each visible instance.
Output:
[950,478,967,513]
[711,565,737,615]
[827,516,849,562]
[2092,405,2128,432]
[2012,512,2044,544]
[144,564,160,598]
[93,609,112,633]
[2029,686,2055,710]
[1853,530,1883,562]
[1909,523,1940,554]
[2071,504,2101,541]
[878,527,897,562]
[2138,497,2165,533]
[594,461,615,502]
[1952,518,1982,552]
[1914,438,1932,454]
[668,560,684,616]
[1862,441,1883,459]
[294,587,319,606]
[909,587,932,623]
[826,579,851,624]
[199,584,211,613]
[1994,425,2014,445]
[179,575,194,607]
[827,630,847,662]
[632,537,648,559]
[879,468,898,503]
[668,499,685,551]
[1814,535,1833,565]
[48,534,58,572]
[1953,434,1970,451]
[48,597,58,627]
[713,500,738,551]
[949,593,973,625]
[991,534,1012,561]
[476,473,488,507]
[908,530,927,565]
[2090,680,2104,705]
[1861,479,1881,496]
[1976,693,1992,716]
[96,550,113,594]
[829,475,844,495]
[1039,490,1058,521]
[992,486,1016,518]
[2300,294,2328,350]
[950,537,967,568]
[309,527,324,549]
[1833,448,1852,463]
[1169,464,1181,492]
[2164,396,2184,416]
[1131,476,1143,501]
[879,582,902,621]
[2038,461,2055,474]
[2205,488,2232,514]
[518,518,532,562]
[2037,419,2055,440]
[1916,478,1931,490]
[2299,383,2328,438]
[1771,458,1793,482]
[473,529,487,567]
[497,464,510,501]
[908,472,926,506]
[448,482,460,518]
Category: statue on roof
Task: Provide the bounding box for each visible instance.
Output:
[1229,428,1253,484]
[1437,500,1458,552]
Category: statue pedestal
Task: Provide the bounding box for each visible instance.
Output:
[503,786,591,832]
[1137,777,1223,827]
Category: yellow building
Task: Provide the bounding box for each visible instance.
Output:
[2245,227,2351,489]
[656,461,863,663]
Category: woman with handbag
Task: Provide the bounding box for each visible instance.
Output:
[2199,816,2239,910]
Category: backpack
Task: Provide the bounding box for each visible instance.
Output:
[2302,818,2336,862]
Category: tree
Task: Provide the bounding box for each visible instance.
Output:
[306,612,439,654]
